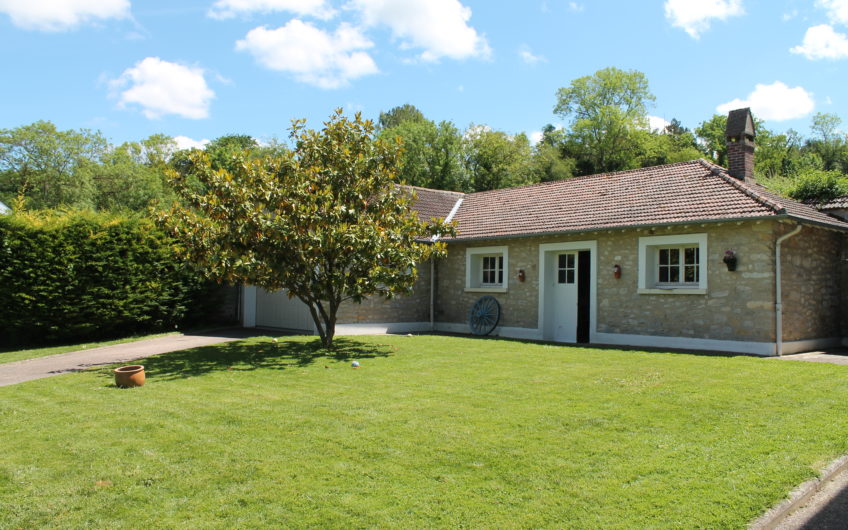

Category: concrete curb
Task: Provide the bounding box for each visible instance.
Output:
[750,454,848,529]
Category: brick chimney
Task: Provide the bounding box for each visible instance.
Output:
[725,108,755,182]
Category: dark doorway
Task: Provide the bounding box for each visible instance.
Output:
[577,250,591,343]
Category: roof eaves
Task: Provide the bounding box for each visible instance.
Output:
[446,214,787,243]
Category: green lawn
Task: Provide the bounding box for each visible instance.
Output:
[2,334,847,528]
[0,332,180,365]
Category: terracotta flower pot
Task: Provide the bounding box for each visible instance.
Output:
[114,365,145,388]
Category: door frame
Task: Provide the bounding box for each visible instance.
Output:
[538,240,597,343]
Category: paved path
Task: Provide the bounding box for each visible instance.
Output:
[773,348,848,365]
[0,328,263,387]
[775,465,848,530]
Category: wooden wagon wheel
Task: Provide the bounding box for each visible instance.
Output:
[468,296,500,336]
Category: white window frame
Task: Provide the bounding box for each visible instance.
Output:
[465,246,508,293]
[638,233,707,295]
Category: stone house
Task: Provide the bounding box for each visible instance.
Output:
[242,108,848,356]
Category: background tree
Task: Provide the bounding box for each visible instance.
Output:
[637,119,701,167]
[378,104,426,130]
[807,112,846,172]
[159,110,452,349]
[86,135,176,211]
[380,118,469,191]
[554,67,655,174]
[694,114,728,167]
[464,126,534,191]
[0,121,107,208]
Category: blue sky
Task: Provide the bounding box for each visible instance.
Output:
[1,0,847,149]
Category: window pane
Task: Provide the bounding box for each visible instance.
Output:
[684,247,698,265]
[669,266,679,283]
[659,266,669,283]
[558,254,567,268]
[684,265,697,283]
[659,249,669,265]
[669,248,679,265]
[498,269,503,284]
[566,270,575,284]
[558,269,566,283]
[566,254,575,268]
[498,256,503,270]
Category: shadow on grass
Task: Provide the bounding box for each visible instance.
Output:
[137,337,395,382]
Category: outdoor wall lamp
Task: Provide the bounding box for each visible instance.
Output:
[612,264,622,279]
[517,269,526,282]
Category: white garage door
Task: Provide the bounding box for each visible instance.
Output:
[255,288,313,332]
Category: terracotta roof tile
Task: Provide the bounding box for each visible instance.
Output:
[443,160,848,241]
[403,185,464,223]
[817,195,848,210]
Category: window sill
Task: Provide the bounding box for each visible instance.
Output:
[465,287,508,294]
[638,288,706,295]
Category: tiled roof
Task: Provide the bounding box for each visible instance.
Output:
[443,159,848,241]
[817,195,848,210]
[404,185,463,223]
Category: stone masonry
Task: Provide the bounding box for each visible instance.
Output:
[434,219,842,344]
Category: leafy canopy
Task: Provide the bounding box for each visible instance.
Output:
[159,110,453,348]
[554,67,655,174]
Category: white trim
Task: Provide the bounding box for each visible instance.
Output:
[242,285,257,327]
[431,197,464,242]
[444,197,464,224]
[465,245,509,290]
[638,233,708,292]
[464,287,508,294]
[335,322,433,336]
[637,288,707,295]
[434,322,543,340]
[538,240,598,342]
[594,331,775,355]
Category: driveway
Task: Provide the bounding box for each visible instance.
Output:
[0,328,266,387]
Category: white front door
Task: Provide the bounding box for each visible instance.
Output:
[551,252,578,342]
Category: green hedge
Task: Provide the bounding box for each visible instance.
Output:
[0,210,223,346]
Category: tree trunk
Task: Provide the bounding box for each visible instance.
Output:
[304,299,338,350]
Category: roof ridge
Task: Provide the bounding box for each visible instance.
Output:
[696,159,787,214]
[401,184,465,197]
[467,159,704,198]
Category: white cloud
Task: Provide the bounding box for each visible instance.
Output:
[110,57,215,120]
[568,2,584,12]
[236,19,378,89]
[529,131,544,145]
[208,0,334,20]
[0,0,129,31]
[349,0,490,62]
[518,45,546,64]
[173,136,211,150]
[817,0,848,25]
[648,115,672,132]
[664,0,744,39]
[790,24,848,59]
[716,81,815,121]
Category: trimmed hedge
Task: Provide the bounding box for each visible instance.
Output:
[0,210,223,346]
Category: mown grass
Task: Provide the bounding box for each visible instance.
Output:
[1,334,847,528]
[0,331,179,365]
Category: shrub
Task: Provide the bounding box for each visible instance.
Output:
[0,210,224,346]
[787,169,848,203]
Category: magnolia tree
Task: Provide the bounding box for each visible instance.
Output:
[159,110,453,349]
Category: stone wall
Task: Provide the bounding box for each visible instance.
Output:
[335,262,432,324]
[436,220,781,342]
[780,225,845,341]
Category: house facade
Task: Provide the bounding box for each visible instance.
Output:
[243,109,848,356]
